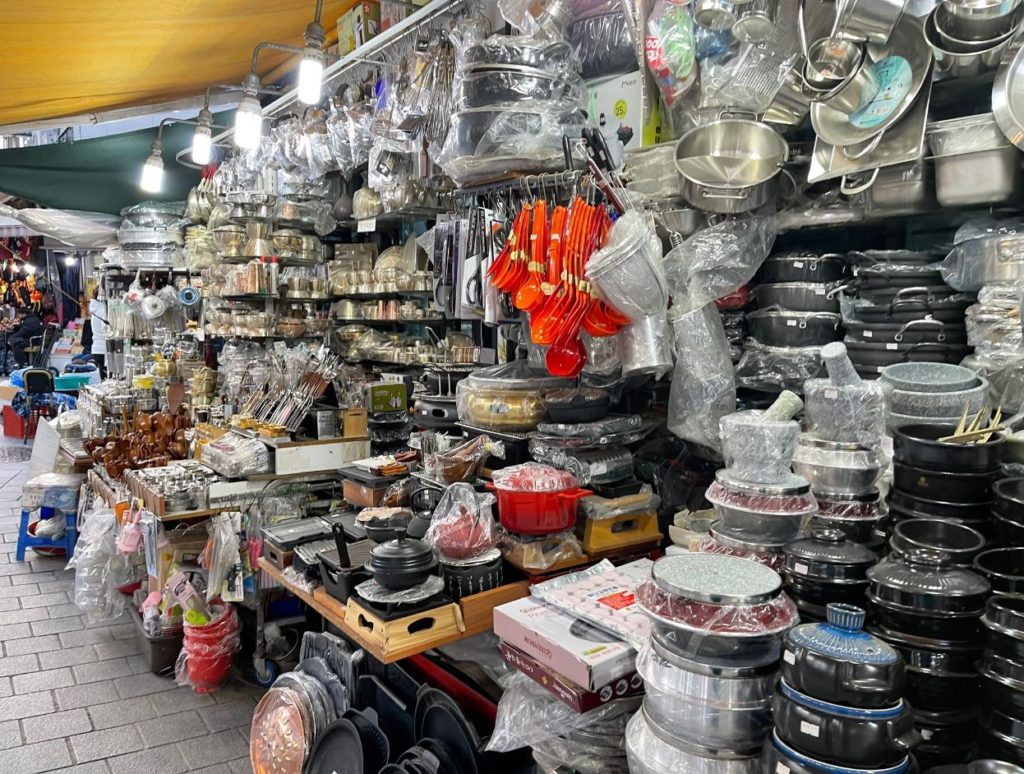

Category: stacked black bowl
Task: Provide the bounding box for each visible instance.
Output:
[763,603,918,772]
[978,595,1024,765]
[993,479,1024,547]
[889,423,1004,541]
[867,549,992,766]
[782,529,878,622]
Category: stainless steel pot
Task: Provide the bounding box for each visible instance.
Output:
[674,117,789,214]
[834,0,908,43]
[944,0,1023,20]
[755,282,840,313]
[953,234,1024,284]
[924,8,1018,75]
[625,710,761,774]
[936,0,1023,39]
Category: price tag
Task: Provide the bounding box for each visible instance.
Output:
[357,218,376,233]
[786,319,798,327]
[800,721,821,737]
[783,650,796,665]
[886,343,898,350]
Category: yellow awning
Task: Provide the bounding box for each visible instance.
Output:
[0,0,355,126]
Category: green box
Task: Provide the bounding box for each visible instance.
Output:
[367,383,407,413]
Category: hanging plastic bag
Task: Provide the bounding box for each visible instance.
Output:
[424,482,498,560]
[645,0,698,106]
[66,508,126,624]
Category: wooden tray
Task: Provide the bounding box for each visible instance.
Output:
[344,598,465,660]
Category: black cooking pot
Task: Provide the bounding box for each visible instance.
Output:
[783,530,877,600]
[651,621,782,665]
[748,310,842,348]
[893,424,1005,474]
[544,388,610,424]
[363,513,413,544]
[868,624,982,711]
[414,396,460,429]
[893,462,999,505]
[364,526,438,590]
[980,650,1024,719]
[846,341,972,369]
[755,282,841,313]
[852,295,975,324]
[852,265,945,287]
[849,250,940,265]
[808,513,887,545]
[781,604,905,708]
[975,547,1024,594]
[762,730,913,774]
[888,488,993,521]
[982,595,1024,661]
[867,550,991,641]
[844,319,967,345]
[759,252,847,284]
[772,680,918,768]
[438,551,503,601]
[978,708,1024,765]
[994,511,1024,547]
[890,519,987,567]
[994,478,1024,522]
[912,706,978,751]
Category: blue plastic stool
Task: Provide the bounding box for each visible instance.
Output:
[15,506,77,561]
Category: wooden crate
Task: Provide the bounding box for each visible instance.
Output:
[344,597,465,660]
[459,580,530,635]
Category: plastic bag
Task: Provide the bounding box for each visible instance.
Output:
[735,339,825,393]
[644,0,698,107]
[205,513,240,603]
[0,204,120,248]
[531,558,654,649]
[424,483,497,560]
[527,443,635,486]
[803,342,887,449]
[498,528,584,570]
[667,304,736,452]
[66,508,126,624]
[580,491,660,520]
[663,215,779,314]
[174,603,241,693]
[537,414,643,438]
[491,462,578,492]
[570,12,639,79]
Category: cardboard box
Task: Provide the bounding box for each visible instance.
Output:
[585,70,663,151]
[380,0,426,31]
[492,597,635,690]
[343,408,368,438]
[343,478,389,508]
[337,1,380,55]
[367,383,407,413]
[500,642,644,713]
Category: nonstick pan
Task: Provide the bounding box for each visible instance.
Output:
[343,708,390,772]
[844,318,967,345]
[306,718,364,774]
[845,341,970,368]
[851,295,975,324]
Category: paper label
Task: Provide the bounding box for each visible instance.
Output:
[886,343,898,350]
[793,261,805,268]
[800,721,820,737]
[357,218,376,233]
[849,56,912,130]
[783,650,796,665]
[777,765,791,774]
[794,562,809,575]
[597,591,636,611]
[863,330,873,338]
[786,319,798,327]
[814,287,826,295]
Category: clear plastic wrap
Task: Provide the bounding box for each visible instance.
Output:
[272,198,336,237]
[803,343,887,449]
[695,531,786,571]
[174,603,241,693]
[636,579,799,636]
[635,641,775,748]
[355,576,445,605]
[720,408,801,485]
[570,12,639,79]
[581,491,660,520]
[644,0,698,106]
[626,709,761,774]
[455,68,585,111]
[491,462,578,492]
[0,203,120,248]
[527,442,635,485]
[792,437,885,494]
[735,339,825,393]
[424,482,498,560]
[963,350,1024,413]
[706,478,817,520]
[498,527,585,570]
[662,215,779,314]
[667,304,736,452]
[457,32,582,76]
[587,211,668,322]
[967,292,1022,353]
[701,44,800,115]
[205,513,240,603]
[537,414,643,438]
[618,311,674,379]
[66,508,126,624]
[623,144,683,201]
[424,435,498,484]
[200,434,271,478]
[531,558,654,648]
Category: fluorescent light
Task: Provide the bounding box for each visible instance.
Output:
[192,123,213,165]
[298,48,324,105]
[64,255,78,267]
[140,147,164,193]
[234,95,263,149]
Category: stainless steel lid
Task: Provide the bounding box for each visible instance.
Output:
[716,469,811,496]
[651,553,783,605]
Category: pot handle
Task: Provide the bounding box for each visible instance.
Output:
[557,488,593,502]
[840,167,880,195]
[826,282,853,299]
[893,317,943,342]
[797,0,810,57]
[841,131,885,160]
[894,286,938,302]
[841,677,897,696]
[798,311,841,328]
[893,726,922,753]
[702,188,751,201]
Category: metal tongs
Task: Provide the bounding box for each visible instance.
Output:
[578,129,630,214]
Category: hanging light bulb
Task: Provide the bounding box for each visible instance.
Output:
[298,48,324,105]
[234,74,263,150]
[191,108,214,165]
[63,255,78,267]
[23,264,36,275]
[139,139,164,193]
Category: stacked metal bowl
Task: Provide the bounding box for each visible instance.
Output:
[924,0,1024,76]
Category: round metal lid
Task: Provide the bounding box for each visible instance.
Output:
[716,468,811,496]
[710,521,787,553]
[732,13,776,43]
[651,553,783,605]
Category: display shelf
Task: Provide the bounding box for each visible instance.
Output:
[339,289,435,301]
[333,318,446,327]
[257,557,529,663]
[340,207,447,229]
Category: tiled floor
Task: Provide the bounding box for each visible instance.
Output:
[0,446,262,773]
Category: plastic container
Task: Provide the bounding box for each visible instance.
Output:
[179,605,240,693]
[129,604,183,676]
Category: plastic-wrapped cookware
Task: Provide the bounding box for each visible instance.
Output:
[893,423,1005,473]
[705,471,817,543]
[762,730,913,774]
[890,519,987,567]
[754,282,841,313]
[625,708,761,774]
[772,680,919,768]
[759,253,847,284]
[867,549,991,641]
[983,594,1024,660]
[636,554,799,662]
[783,530,877,607]
[781,604,904,709]
[747,310,842,348]
[696,522,786,571]
[844,319,968,345]
[975,547,1024,594]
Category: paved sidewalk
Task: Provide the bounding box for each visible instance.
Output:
[0,454,261,773]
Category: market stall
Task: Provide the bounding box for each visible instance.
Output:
[12,0,1024,770]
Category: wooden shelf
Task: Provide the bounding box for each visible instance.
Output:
[257,557,528,664]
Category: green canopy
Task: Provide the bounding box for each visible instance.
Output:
[0,120,207,215]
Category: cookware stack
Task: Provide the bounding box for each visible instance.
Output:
[889,415,1003,539]
[782,530,878,621]
[882,361,988,431]
[746,250,846,354]
[867,549,992,766]
[979,594,1024,764]
[841,250,972,380]
[796,343,888,548]
[993,478,1024,547]
[763,603,919,772]
[627,554,799,773]
[706,393,816,563]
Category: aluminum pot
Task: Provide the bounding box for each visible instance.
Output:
[674,118,789,214]
[625,709,761,774]
[755,282,840,312]
[950,233,1024,285]
[924,9,1019,76]
[636,638,775,749]
[693,0,739,29]
[772,680,919,768]
[733,0,778,42]
[766,59,814,126]
[747,310,842,347]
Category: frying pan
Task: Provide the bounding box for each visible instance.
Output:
[844,318,967,345]
[855,284,956,304]
[343,708,390,771]
[844,341,970,369]
[399,746,442,774]
[852,295,974,323]
[296,657,348,717]
[305,718,363,774]
[418,738,459,772]
[414,687,480,774]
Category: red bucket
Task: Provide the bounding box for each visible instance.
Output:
[183,606,239,693]
[486,482,590,535]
